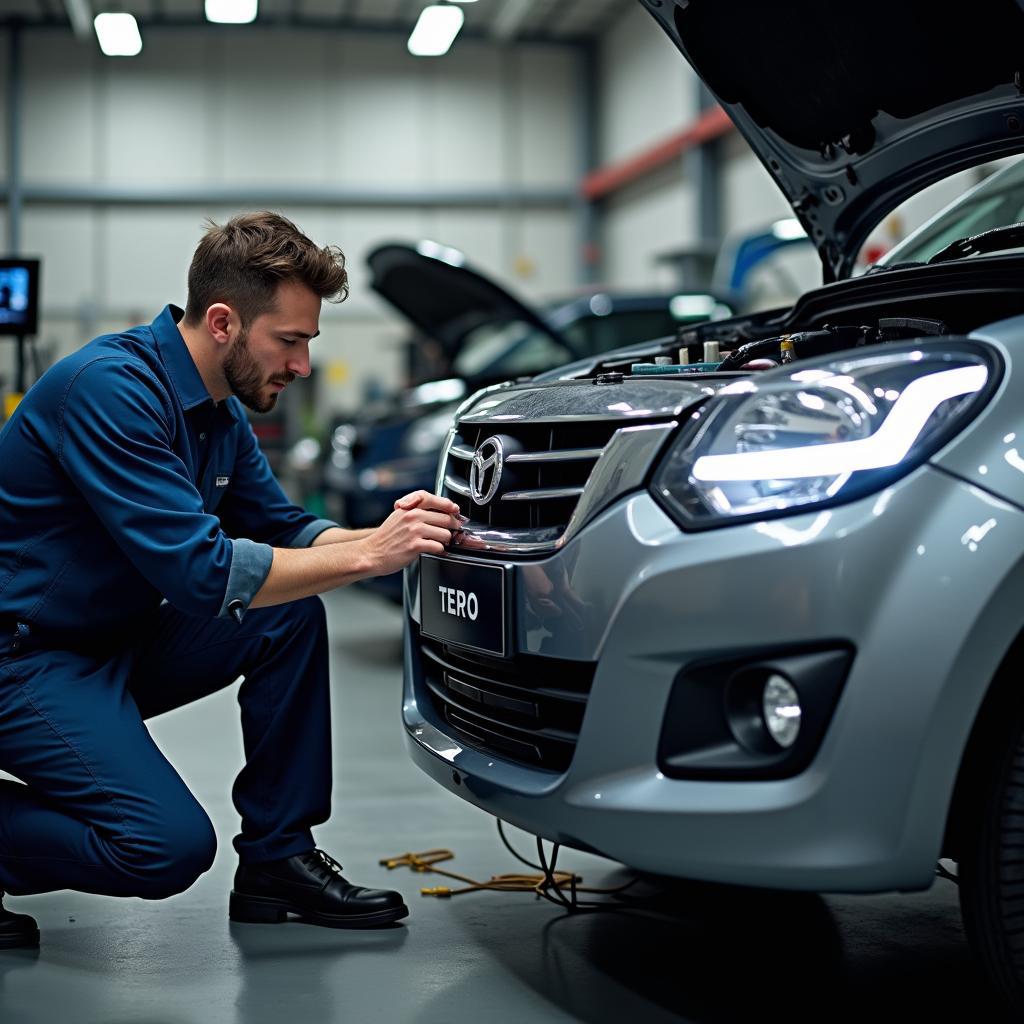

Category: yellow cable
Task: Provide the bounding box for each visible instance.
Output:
[379,848,630,901]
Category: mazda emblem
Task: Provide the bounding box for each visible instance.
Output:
[469,436,504,505]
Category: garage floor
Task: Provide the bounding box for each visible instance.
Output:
[0,588,1010,1023]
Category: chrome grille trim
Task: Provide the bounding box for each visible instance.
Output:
[501,486,585,502]
[507,448,605,464]
[441,420,679,554]
[451,525,564,549]
[450,444,606,464]
[444,475,472,497]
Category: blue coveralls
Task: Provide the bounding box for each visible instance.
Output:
[0,306,340,898]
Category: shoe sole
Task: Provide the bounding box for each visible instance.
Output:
[228,891,409,929]
[0,930,39,950]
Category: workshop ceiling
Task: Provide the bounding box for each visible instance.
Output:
[6,0,633,42]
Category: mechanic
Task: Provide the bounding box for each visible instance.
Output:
[0,212,461,946]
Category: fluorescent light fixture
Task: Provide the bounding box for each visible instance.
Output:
[93,13,142,57]
[206,0,258,24]
[692,365,986,482]
[408,4,464,57]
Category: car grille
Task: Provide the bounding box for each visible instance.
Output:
[419,633,596,773]
[442,420,623,533]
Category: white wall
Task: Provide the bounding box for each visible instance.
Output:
[719,132,792,239]
[596,4,701,288]
[601,163,694,289]
[0,27,582,411]
[598,5,695,165]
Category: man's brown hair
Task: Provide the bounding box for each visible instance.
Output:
[183,211,348,327]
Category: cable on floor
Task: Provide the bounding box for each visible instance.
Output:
[379,819,640,912]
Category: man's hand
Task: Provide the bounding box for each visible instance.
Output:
[361,491,463,576]
[393,489,462,514]
[251,491,463,609]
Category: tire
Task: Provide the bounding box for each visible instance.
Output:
[959,701,1024,1014]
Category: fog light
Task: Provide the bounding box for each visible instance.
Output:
[762,674,801,748]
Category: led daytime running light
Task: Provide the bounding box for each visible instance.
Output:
[692,364,986,483]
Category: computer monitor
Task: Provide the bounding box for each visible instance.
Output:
[0,259,40,336]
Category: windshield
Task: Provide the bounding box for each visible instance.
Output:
[452,320,572,379]
[880,156,1024,265]
[451,298,729,381]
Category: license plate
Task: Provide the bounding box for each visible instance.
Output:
[420,555,508,657]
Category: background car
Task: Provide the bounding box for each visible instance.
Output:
[400,0,1024,1013]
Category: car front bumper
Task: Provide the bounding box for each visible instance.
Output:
[403,464,1024,892]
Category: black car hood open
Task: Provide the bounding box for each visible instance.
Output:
[642,0,1024,281]
[367,241,569,362]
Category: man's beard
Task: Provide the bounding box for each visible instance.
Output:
[224,328,293,413]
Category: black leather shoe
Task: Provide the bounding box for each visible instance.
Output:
[229,849,408,928]
[0,893,39,950]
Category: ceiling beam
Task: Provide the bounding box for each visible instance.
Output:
[9,182,577,207]
[62,0,92,38]
[490,0,535,42]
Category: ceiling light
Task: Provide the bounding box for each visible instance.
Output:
[408,5,464,57]
[205,0,258,25]
[93,13,142,57]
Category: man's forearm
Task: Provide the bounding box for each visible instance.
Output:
[311,526,375,546]
[249,490,461,610]
[250,540,377,608]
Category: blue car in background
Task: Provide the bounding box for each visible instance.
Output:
[322,241,732,601]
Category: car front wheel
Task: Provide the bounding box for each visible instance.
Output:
[959,700,1024,1014]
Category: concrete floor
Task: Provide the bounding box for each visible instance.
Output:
[0,587,1011,1023]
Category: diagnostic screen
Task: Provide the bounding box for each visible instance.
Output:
[0,260,40,336]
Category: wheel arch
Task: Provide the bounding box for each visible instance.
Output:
[943,621,1024,860]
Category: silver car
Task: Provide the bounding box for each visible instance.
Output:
[402,0,1024,1011]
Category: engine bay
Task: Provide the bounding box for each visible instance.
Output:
[582,258,1024,382]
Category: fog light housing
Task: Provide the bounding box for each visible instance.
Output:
[657,646,853,780]
[762,674,801,749]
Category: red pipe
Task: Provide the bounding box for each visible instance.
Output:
[581,105,734,201]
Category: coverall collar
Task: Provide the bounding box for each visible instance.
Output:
[152,304,216,413]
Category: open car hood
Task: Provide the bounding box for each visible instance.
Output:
[367,241,569,362]
[642,0,1024,281]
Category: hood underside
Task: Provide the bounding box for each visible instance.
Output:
[641,0,1024,279]
[367,242,567,361]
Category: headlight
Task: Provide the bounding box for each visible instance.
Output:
[652,342,997,528]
